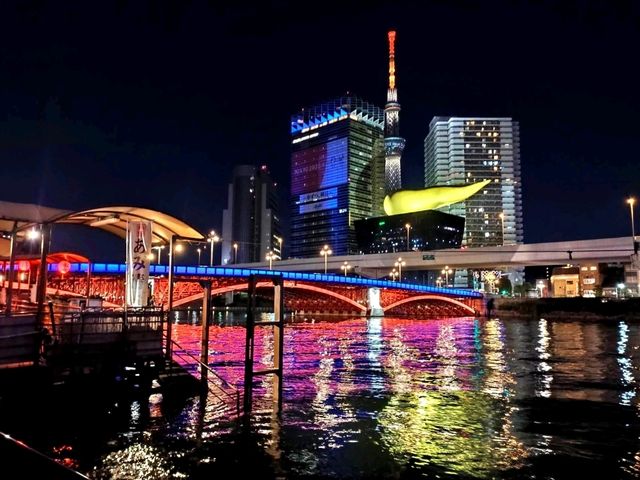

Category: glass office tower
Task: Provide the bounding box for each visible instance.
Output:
[290,96,385,258]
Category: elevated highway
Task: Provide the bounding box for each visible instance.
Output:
[236,237,637,276]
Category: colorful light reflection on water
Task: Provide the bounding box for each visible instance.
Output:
[7,315,640,479]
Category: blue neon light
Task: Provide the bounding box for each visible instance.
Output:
[63,263,482,298]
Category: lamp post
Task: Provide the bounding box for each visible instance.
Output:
[499,212,505,245]
[442,266,453,287]
[389,269,398,282]
[405,223,411,251]
[436,276,443,287]
[394,257,406,282]
[233,243,238,264]
[266,250,275,270]
[320,245,332,274]
[197,248,201,265]
[208,230,220,266]
[628,197,636,241]
[341,261,352,277]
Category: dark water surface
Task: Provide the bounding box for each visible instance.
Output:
[4,315,640,479]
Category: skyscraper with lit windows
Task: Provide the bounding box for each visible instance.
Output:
[221,165,281,264]
[290,96,385,258]
[424,116,523,247]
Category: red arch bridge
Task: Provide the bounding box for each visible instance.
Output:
[45,263,483,317]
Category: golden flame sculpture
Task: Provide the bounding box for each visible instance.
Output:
[383,180,491,216]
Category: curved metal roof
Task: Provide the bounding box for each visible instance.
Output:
[0,201,204,256]
[51,206,204,244]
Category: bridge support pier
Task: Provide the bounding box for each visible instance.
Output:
[367,288,384,317]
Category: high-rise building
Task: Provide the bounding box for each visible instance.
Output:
[424,117,523,247]
[221,165,281,264]
[290,96,385,258]
[384,30,405,194]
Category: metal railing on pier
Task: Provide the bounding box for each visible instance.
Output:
[164,336,241,418]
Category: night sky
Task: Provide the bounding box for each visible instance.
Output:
[1,1,638,260]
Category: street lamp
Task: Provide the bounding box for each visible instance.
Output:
[341,261,352,277]
[389,269,398,282]
[436,276,443,287]
[233,242,238,263]
[27,229,40,241]
[152,245,165,264]
[441,266,453,287]
[197,248,201,265]
[499,212,505,245]
[207,230,220,266]
[405,223,411,251]
[320,245,332,274]
[627,197,636,241]
[266,250,276,270]
[394,257,406,282]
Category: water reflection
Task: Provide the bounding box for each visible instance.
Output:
[15,314,640,479]
[536,318,553,398]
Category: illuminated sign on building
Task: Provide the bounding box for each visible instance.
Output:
[299,199,338,214]
[297,187,338,205]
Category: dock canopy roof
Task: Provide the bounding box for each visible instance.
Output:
[0,201,204,256]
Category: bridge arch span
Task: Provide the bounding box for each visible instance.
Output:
[383,295,477,315]
[172,281,367,312]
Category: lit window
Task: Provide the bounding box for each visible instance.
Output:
[590,266,597,271]
[494,155,499,160]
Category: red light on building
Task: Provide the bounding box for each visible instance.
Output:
[18,260,30,272]
[58,261,71,275]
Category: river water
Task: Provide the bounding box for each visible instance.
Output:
[6,314,640,479]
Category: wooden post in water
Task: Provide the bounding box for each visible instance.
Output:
[243,274,285,415]
[165,235,175,361]
[243,276,257,414]
[272,277,284,412]
[200,281,211,389]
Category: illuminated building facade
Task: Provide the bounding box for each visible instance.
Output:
[424,117,523,247]
[290,96,385,258]
[354,210,464,254]
[221,165,281,264]
[384,30,405,194]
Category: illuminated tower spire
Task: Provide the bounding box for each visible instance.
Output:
[384,30,405,194]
